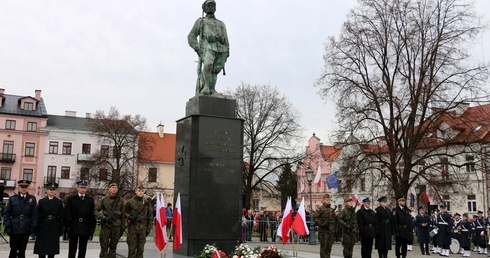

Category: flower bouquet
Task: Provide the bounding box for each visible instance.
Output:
[197,244,228,258]
[259,245,283,258]
[232,243,260,258]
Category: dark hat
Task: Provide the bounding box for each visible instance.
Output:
[418,206,425,210]
[454,212,461,216]
[18,180,31,187]
[202,0,216,9]
[108,182,118,188]
[44,182,58,189]
[440,204,447,209]
[473,215,478,218]
[76,180,88,187]
[397,196,405,202]
[478,210,483,214]
[362,198,371,203]
[323,194,331,199]
[377,196,388,202]
[463,213,468,217]
[344,196,352,202]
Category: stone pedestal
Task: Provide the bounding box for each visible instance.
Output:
[174,96,243,256]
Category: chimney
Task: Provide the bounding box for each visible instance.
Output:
[35,90,41,100]
[0,88,4,94]
[65,110,77,117]
[157,123,165,138]
[86,113,91,118]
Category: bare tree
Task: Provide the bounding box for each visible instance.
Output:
[317,0,488,199]
[81,107,154,196]
[227,83,303,210]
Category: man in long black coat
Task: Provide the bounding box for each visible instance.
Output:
[34,182,64,258]
[375,196,392,258]
[414,206,431,255]
[3,180,39,258]
[64,180,96,258]
[393,197,412,258]
[357,198,376,258]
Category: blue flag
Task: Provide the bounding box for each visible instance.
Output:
[326,172,339,189]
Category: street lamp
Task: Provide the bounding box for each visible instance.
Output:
[304,166,316,245]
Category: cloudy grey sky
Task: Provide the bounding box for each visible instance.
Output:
[1,0,489,144]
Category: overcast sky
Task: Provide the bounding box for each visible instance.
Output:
[1,0,489,145]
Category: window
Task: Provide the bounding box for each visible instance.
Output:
[360,177,366,192]
[47,166,57,183]
[1,167,11,180]
[5,120,16,130]
[80,167,89,180]
[252,200,260,211]
[101,145,109,157]
[3,140,13,154]
[61,166,70,179]
[27,122,37,132]
[466,155,475,173]
[49,141,59,154]
[99,168,108,181]
[442,195,451,211]
[148,167,157,182]
[82,144,91,154]
[24,102,34,110]
[23,168,33,181]
[440,157,449,180]
[62,142,72,155]
[467,195,477,212]
[25,142,35,156]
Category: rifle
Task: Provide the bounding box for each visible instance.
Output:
[347,207,356,229]
[321,205,337,228]
[104,184,124,226]
[195,15,205,95]
[120,195,154,238]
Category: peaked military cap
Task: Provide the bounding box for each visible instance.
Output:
[440,204,447,208]
[397,196,405,202]
[362,198,371,203]
[377,196,388,202]
[76,180,88,187]
[18,180,31,187]
[44,182,58,189]
[323,194,331,199]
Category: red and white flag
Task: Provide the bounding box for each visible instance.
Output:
[277,197,293,245]
[313,165,322,187]
[291,197,309,236]
[155,193,168,251]
[173,193,182,250]
[352,194,361,207]
[422,189,430,204]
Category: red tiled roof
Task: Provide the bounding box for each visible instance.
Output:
[320,145,341,162]
[138,132,176,163]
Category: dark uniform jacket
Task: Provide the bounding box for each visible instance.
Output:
[357,206,376,239]
[414,213,431,244]
[314,203,337,233]
[460,220,473,248]
[125,196,153,234]
[436,211,453,246]
[64,193,96,236]
[393,205,412,240]
[3,193,39,235]
[34,196,64,255]
[375,206,392,250]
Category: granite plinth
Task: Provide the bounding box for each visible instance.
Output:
[185,95,236,118]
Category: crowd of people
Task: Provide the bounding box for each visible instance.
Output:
[2,179,154,258]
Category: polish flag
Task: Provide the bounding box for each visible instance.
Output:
[155,193,168,251]
[277,197,293,245]
[352,194,361,207]
[291,197,309,236]
[172,193,182,250]
[422,189,430,204]
[313,165,322,187]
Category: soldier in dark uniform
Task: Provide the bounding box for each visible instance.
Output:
[452,212,463,254]
[95,182,126,258]
[64,180,96,258]
[436,204,453,257]
[393,197,412,258]
[338,196,359,258]
[460,213,473,257]
[414,206,431,255]
[34,182,64,258]
[125,186,153,258]
[374,196,392,258]
[474,210,485,254]
[471,215,478,253]
[3,180,39,258]
[430,210,439,254]
[357,197,376,258]
[314,194,338,258]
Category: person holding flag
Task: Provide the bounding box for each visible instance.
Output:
[314,194,337,258]
[338,196,359,258]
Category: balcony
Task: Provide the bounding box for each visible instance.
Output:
[77,153,94,162]
[44,176,60,185]
[0,179,16,188]
[0,153,16,163]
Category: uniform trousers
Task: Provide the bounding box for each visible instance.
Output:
[395,236,408,258]
[68,234,90,258]
[319,231,335,258]
[342,233,357,258]
[99,226,121,258]
[360,237,374,258]
[9,233,30,258]
[127,229,146,258]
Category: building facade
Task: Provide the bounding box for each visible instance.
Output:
[0,89,48,201]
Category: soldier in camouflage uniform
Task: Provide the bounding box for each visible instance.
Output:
[314,194,338,258]
[338,196,359,258]
[95,183,126,258]
[125,186,153,258]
